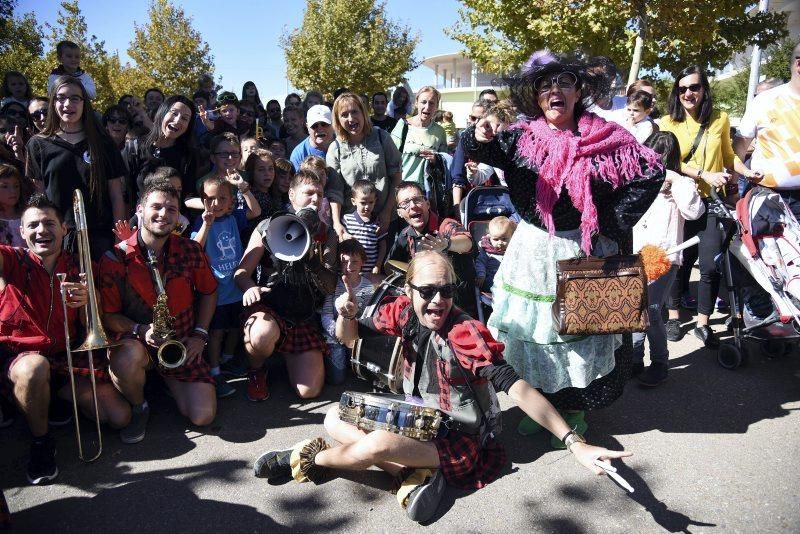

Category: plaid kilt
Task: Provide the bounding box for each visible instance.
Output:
[244,303,329,356]
[1,350,110,403]
[433,430,508,490]
[121,335,214,385]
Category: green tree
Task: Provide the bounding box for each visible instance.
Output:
[128,0,215,97]
[281,0,419,97]
[448,0,788,77]
[762,38,796,81]
[0,0,49,96]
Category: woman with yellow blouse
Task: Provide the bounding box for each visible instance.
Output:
[659,65,758,348]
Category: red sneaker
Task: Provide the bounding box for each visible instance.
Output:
[247,368,269,402]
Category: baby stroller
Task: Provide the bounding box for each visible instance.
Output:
[461,186,520,322]
[711,187,800,369]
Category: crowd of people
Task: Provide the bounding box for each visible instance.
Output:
[1,37,799,524]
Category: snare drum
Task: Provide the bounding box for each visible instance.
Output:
[351,273,405,393]
[339,391,444,441]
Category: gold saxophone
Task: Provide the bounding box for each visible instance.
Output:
[146,249,187,368]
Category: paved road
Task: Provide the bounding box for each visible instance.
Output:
[3,310,799,533]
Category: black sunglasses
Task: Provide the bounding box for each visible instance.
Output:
[106,117,128,125]
[678,83,703,94]
[408,282,457,300]
[31,110,47,120]
[240,110,256,118]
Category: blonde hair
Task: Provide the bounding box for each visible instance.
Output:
[414,85,441,111]
[331,92,373,143]
[299,155,327,182]
[488,215,517,235]
[405,251,455,286]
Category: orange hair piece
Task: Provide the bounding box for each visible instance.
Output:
[640,244,672,282]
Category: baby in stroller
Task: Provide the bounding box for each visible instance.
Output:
[475,216,517,293]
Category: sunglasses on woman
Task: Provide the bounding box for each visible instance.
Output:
[678,83,703,94]
[408,282,457,301]
[534,72,578,93]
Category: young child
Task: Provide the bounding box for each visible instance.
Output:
[192,173,261,398]
[273,158,293,211]
[299,155,332,227]
[632,131,704,386]
[47,40,97,99]
[624,90,657,144]
[475,216,516,293]
[320,239,377,384]
[1,71,32,108]
[440,110,457,152]
[244,148,278,222]
[340,179,387,274]
[0,164,26,247]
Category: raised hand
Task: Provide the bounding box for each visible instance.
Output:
[202,198,216,225]
[335,275,358,319]
[113,219,136,241]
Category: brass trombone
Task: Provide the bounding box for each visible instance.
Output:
[56,189,119,462]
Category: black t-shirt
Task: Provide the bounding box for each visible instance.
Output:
[371,115,398,132]
[126,140,198,198]
[25,134,127,236]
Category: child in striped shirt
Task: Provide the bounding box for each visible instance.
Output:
[341,180,387,274]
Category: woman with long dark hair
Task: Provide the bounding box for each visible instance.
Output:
[241,81,266,119]
[125,95,199,199]
[25,76,126,258]
[659,65,754,348]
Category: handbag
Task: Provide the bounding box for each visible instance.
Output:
[552,255,649,335]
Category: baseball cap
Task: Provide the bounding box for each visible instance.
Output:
[306,104,332,125]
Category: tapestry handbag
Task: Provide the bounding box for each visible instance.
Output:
[552,255,649,335]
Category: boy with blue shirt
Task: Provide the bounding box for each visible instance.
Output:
[192,175,261,397]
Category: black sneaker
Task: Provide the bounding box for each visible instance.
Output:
[693,325,720,349]
[666,319,683,342]
[27,436,58,485]
[405,469,446,523]
[638,363,668,387]
[254,447,294,480]
[48,398,74,427]
[120,404,149,444]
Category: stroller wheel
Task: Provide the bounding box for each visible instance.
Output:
[761,339,788,359]
[718,343,744,370]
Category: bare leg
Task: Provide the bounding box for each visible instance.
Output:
[284,350,325,399]
[207,329,224,369]
[166,379,216,426]
[108,338,149,405]
[314,428,439,473]
[323,407,406,475]
[243,312,280,369]
[59,377,132,429]
[9,353,50,437]
[222,328,239,356]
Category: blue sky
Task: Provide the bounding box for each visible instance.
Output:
[18,0,465,101]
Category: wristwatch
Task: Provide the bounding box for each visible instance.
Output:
[562,430,586,452]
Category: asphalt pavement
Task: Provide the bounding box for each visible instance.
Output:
[2,306,800,533]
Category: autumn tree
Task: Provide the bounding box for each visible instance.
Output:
[128,0,216,97]
[448,0,788,78]
[0,0,49,96]
[282,0,419,97]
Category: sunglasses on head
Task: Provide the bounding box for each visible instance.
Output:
[678,83,703,94]
[533,72,578,93]
[218,93,238,103]
[408,282,457,301]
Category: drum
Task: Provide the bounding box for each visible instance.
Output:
[339,391,445,441]
[351,273,405,393]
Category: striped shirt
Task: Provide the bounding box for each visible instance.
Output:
[342,211,386,272]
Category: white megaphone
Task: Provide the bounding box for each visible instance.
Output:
[263,207,320,262]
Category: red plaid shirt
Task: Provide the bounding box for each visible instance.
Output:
[0,245,82,356]
[99,232,217,339]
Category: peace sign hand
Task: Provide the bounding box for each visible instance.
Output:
[335,275,358,319]
[202,198,216,225]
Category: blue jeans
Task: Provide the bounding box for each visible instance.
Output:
[326,343,349,385]
[634,265,678,365]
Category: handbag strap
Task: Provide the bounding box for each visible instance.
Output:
[682,122,707,164]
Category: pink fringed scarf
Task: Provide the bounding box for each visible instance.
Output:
[514,113,662,254]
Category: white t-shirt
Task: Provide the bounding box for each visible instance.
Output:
[737,83,800,189]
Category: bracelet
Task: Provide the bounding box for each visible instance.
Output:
[561,430,586,453]
[696,169,704,180]
[443,236,452,253]
[191,327,210,342]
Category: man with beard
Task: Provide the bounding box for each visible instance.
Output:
[1,195,130,484]
[289,105,335,171]
[99,180,218,444]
